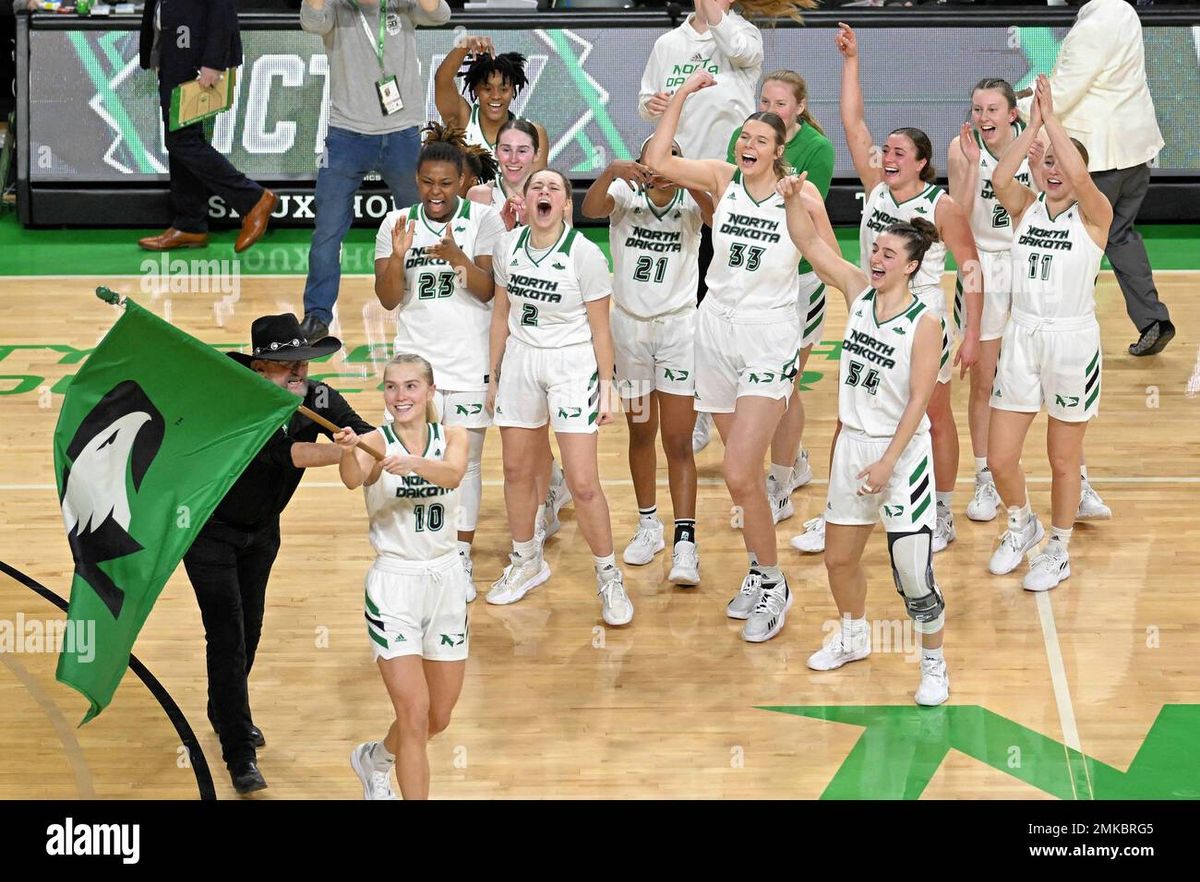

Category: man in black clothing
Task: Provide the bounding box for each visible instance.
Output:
[138,0,277,252]
[183,313,372,794]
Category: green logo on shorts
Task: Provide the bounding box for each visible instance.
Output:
[664,368,689,381]
[1055,394,1080,408]
[456,403,484,415]
[883,504,905,518]
[557,406,582,419]
[395,634,407,643]
[748,371,778,384]
[440,632,466,647]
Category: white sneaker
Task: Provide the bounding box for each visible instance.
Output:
[965,473,1000,522]
[543,469,571,539]
[807,628,872,671]
[534,518,548,552]
[542,505,562,540]
[914,657,950,706]
[486,555,551,605]
[1023,545,1071,592]
[460,551,476,603]
[692,412,712,453]
[988,515,1044,575]
[597,567,634,625]
[765,475,795,525]
[623,519,665,565]
[1076,480,1112,521]
[789,516,826,553]
[932,505,956,553]
[789,450,813,492]
[725,569,762,620]
[742,577,792,643]
[668,541,700,586]
[350,742,398,800]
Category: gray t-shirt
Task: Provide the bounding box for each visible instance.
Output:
[300,0,451,135]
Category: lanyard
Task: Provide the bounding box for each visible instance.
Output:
[351,0,390,71]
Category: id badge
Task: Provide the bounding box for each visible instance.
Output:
[376,75,403,116]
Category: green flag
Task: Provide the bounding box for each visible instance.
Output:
[53,293,300,722]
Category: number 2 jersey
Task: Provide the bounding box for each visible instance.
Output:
[1011,193,1103,321]
[839,288,934,439]
[969,123,1033,253]
[705,169,803,313]
[365,422,458,561]
[376,199,507,391]
[493,224,612,348]
[607,180,702,319]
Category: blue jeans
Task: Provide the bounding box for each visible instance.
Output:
[303,125,419,324]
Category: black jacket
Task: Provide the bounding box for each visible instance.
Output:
[204,362,373,533]
[140,0,244,94]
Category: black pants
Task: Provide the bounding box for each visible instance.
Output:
[183,519,280,767]
[161,108,263,234]
[1091,163,1170,333]
[696,223,713,304]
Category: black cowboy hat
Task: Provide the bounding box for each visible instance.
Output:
[228,313,342,366]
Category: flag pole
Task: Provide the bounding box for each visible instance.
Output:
[298,405,385,461]
[97,287,384,461]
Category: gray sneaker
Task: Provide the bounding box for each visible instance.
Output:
[742,577,793,643]
[725,569,763,620]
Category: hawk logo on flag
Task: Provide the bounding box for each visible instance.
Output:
[59,381,165,619]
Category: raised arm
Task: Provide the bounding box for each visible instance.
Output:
[779,173,868,304]
[581,161,652,219]
[700,0,763,70]
[643,72,734,197]
[993,94,1041,230]
[947,124,981,221]
[1037,76,1112,249]
[836,23,881,192]
[299,0,335,36]
[374,215,415,311]
[434,38,490,128]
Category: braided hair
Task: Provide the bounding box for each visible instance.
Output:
[419,121,469,175]
[460,51,529,102]
[462,142,499,187]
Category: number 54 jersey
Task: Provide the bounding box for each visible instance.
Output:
[839,288,936,438]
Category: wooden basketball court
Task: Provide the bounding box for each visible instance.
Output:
[2,269,1197,799]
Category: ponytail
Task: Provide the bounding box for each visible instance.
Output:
[889,127,937,183]
[884,218,940,278]
[762,70,825,137]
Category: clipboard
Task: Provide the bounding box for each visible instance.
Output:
[168,69,238,132]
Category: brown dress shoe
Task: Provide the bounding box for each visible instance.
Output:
[138,227,209,251]
[234,189,278,253]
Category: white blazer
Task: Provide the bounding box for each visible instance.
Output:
[1017,0,1163,172]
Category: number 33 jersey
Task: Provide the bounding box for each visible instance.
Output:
[365,422,459,562]
[705,170,803,313]
[376,200,506,392]
[839,288,935,439]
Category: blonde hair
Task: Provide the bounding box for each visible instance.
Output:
[763,69,824,136]
[384,353,439,424]
[736,0,817,24]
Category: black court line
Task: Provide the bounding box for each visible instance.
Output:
[0,560,216,801]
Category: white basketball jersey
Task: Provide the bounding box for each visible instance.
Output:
[365,422,459,561]
[376,199,506,391]
[860,182,948,299]
[495,224,612,348]
[608,181,702,319]
[1012,194,1103,320]
[705,170,803,313]
[970,124,1034,253]
[463,103,518,159]
[839,288,934,439]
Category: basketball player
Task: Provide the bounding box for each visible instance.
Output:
[337,354,471,801]
[581,141,712,585]
[948,79,1111,523]
[645,70,837,643]
[791,22,983,557]
[434,35,549,167]
[783,173,950,706]
[468,120,539,231]
[461,142,499,196]
[486,169,634,626]
[987,76,1113,592]
[375,124,508,598]
[726,70,835,522]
